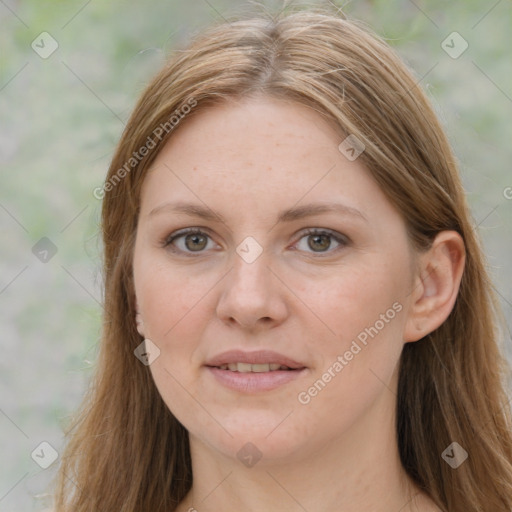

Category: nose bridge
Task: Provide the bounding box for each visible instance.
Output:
[229,231,272,284]
[229,244,273,302]
[216,241,288,329]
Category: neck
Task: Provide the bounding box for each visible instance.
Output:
[176,381,437,512]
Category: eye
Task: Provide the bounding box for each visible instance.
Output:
[294,229,349,254]
[163,228,216,254]
[163,227,349,256]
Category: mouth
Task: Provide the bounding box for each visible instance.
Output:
[211,363,300,372]
[204,350,307,392]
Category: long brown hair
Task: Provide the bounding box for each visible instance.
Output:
[53,4,512,511]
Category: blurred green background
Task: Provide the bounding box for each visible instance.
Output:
[1,0,511,510]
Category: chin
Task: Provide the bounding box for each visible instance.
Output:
[187,410,316,466]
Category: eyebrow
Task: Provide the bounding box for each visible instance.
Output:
[148,200,368,224]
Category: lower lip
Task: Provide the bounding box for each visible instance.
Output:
[205,366,307,392]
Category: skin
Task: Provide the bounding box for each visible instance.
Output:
[132,96,465,512]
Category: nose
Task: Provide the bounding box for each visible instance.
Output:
[215,249,289,332]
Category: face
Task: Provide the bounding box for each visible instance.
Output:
[132,97,417,465]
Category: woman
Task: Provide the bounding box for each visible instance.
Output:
[53,5,512,511]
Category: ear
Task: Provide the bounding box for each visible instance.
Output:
[135,301,145,337]
[404,231,465,342]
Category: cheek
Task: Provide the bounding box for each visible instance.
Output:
[302,261,407,347]
[134,260,215,425]
[135,258,214,342]
[289,274,406,449]
[298,262,407,404]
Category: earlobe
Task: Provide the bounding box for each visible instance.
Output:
[404,231,465,343]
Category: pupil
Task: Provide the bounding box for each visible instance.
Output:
[309,234,330,252]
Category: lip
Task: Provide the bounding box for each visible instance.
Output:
[206,367,307,392]
[204,350,308,393]
[205,350,306,369]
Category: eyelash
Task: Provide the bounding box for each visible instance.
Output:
[162,227,350,257]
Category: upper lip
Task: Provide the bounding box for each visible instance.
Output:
[205,350,306,369]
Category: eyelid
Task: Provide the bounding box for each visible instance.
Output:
[163,226,211,244]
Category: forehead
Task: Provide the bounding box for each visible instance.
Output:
[139,97,393,224]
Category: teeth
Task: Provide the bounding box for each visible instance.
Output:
[217,363,292,372]
[251,364,270,373]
